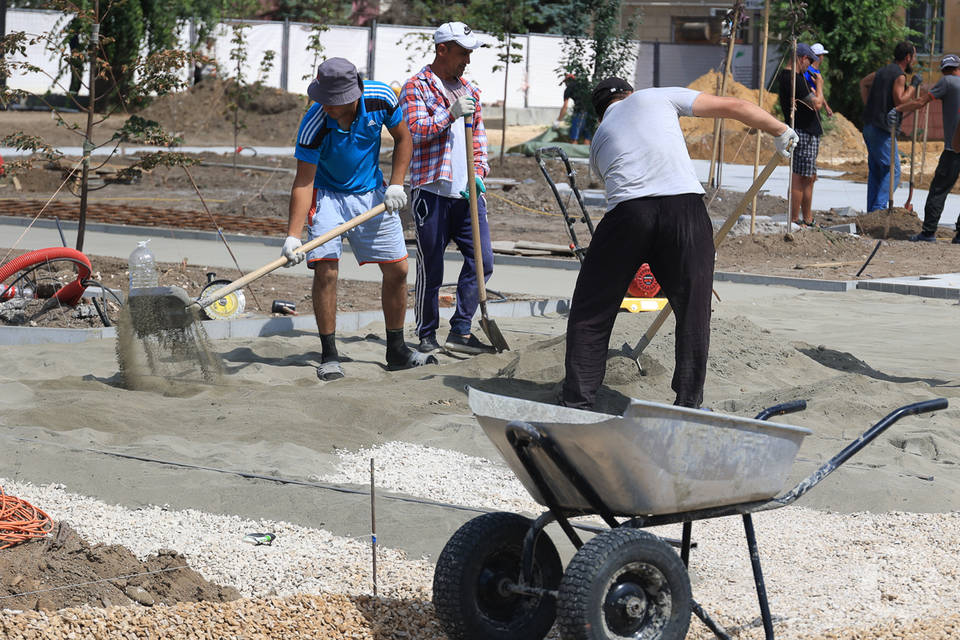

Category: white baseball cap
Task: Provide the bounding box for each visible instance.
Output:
[433,22,483,50]
[811,43,829,56]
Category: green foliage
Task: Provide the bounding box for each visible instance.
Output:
[770,0,919,128]
[558,0,638,133]
[302,23,330,81]
[264,0,349,23]
[115,151,199,182]
[0,133,64,176]
[114,115,183,146]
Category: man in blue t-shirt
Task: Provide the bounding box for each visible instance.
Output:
[282,57,436,381]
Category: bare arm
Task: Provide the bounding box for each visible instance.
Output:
[895,90,935,116]
[557,98,570,121]
[953,124,960,152]
[691,93,788,136]
[892,74,918,106]
[286,160,316,238]
[859,72,875,104]
[387,120,412,187]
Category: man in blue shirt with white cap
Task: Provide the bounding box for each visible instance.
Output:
[282,57,437,381]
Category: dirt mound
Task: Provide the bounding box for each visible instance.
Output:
[855,207,931,240]
[681,70,868,167]
[138,79,307,147]
[820,112,868,165]
[0,521,239,611]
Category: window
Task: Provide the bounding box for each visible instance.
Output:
[906,1,944,54]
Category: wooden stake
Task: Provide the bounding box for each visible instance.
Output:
[787,37,797,226]
[370,458,377,597]
[751,0,771,234]
[919,3,938,188]
[708,2,743,190]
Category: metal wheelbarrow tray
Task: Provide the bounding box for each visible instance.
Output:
[432,388,948,640]
[468,388,811,516]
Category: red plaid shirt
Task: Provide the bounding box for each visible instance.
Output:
[400,65,489,189]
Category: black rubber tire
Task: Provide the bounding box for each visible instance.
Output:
[557,528,692,640]
[433,512,562,640]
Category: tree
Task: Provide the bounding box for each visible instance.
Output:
[1,1,200,251]
[557,0,638,135]
[472,0,534,166]
[771,0,918,128]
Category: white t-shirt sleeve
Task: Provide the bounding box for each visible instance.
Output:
[664,87,701,117]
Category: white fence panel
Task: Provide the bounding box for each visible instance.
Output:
[525,34,566,108]
[6,9,75,94]
[211,21,284,87]
[286,24,369,95]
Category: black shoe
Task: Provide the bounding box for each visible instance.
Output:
[953,235,960,245]
[418,335,441,354]
[444,333,496,355]
[909,232,936,243]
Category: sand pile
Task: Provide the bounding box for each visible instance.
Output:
[681,70,868,167]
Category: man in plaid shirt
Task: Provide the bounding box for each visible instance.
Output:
[400,21,496,356]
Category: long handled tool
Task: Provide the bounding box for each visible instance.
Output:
[128,203,387,333]
[464,119,509,352]
[888,120,897,214]
[629,152,783,371]
[905,88,921,211]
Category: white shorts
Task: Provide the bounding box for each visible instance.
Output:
[306,187,408,265]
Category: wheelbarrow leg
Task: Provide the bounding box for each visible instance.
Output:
[743,514,775,639]
[680,521,693,566]
[691,600,733,640]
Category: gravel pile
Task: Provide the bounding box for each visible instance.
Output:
[3,439,960,639]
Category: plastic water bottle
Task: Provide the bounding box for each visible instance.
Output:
[128,240,158,289]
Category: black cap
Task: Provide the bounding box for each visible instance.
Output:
[591,78,634,118]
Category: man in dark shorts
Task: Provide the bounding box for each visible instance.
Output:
[559,78,797,410]
[778,43,824,228]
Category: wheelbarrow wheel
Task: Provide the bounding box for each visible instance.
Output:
[433,512,562,640]
[557,528,691,640]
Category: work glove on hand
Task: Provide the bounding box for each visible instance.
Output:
[886,107,900,132]
[459,175,486,200]
[552,119,564,130]
[451,95,477,120]
[281,236,304,267]
[383,184,407,212]
[910,74,923,89]
[774,127,800,158]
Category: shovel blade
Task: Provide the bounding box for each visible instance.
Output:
[479,306,509,352]
[126,286,199,335]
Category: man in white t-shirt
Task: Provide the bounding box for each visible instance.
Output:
[560,78,798,410]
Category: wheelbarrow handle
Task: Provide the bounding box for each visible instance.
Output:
[765,397,949,511]
[754,399,807,421]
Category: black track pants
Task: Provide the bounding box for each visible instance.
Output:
[921,150,960,236]
[561,193,715,409]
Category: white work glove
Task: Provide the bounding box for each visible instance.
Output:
[552,120,564,130]
[775,127,800,158]
[450,95,477,120]
[383,184,407,212]
[281,235,304,267]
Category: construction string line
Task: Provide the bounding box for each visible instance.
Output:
[0,566,189,602]
[3,432,611,535]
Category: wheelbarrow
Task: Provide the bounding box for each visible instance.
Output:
[432,388,948,640]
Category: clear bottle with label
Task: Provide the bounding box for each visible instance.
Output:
[128,240,159,289]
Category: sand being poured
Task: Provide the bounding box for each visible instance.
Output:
[115,301,223,393]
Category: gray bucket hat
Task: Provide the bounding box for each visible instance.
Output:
[307,57,363,105]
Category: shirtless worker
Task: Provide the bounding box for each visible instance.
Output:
[282,57,437,380]
[560,79,798,410]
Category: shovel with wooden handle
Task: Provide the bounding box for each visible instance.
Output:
[630,151,782,371]
[127,204,387,334]
[464,118,509,352]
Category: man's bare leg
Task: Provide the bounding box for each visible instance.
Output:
[312,261,343,380]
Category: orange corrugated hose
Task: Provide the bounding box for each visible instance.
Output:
[0,485,54,549]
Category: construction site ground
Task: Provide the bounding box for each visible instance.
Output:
[2,74,960,639]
